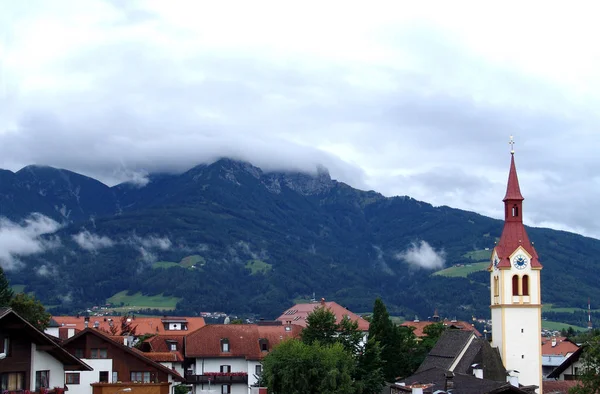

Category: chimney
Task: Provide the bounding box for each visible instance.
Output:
[414,315,420,323]
[84,316,90,329]
[473,368,483,379]
[320,298,326,305]
[445,372,454,391]
[552,337,557,347]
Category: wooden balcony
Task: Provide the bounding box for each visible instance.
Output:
[185,374,248,384]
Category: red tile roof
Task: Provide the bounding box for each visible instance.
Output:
[143,352,184,362]
[503,154,524,201]
[276,300,370,331]
[141,335,185,362]
[541,336,579,357]
[401,320,482,337]
[185,324,302,359]
[542,380,580,394]
[51,315,205,336]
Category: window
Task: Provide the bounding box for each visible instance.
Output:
[255,365,262,376]
[35,370,50,391]
[493,277,499,297]
[221,385,231,394]
[1,372,25,391]
[220,365,231,373]
[169,342,177,351]
[66,373,80,385]
[522,275,529,296]
[112,372,118,383]
[131,372,151,383]
[99,371,109,383]
[221,338,230,352]
[259,338,269,352]
[512,205,519,217]
[74,348,84,358]
[512,275,519,296]
[90,348,108,359]
[2,337,9,356]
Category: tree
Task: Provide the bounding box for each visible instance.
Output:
[354,336,385,394]
[262,339,355,394]
[301,306,338,347]
[337,315,364,355]
[119,315,138,336]
[10,293,51,331]
[368,298,418,381]
[570,335,600,394]
[0,267,13,307]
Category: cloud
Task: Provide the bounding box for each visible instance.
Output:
[133,235,172,250]
[36,264,57,277]
[72,230,115,251]
[125,235,172,264]
[0,214,61,270]
[3,1,600,237]
[396,241,446,270]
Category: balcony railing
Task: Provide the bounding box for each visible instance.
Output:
[185,374,248,384]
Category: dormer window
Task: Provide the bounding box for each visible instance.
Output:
[221,338,230,353]
[166,340,177,351]
[258,338,269,352]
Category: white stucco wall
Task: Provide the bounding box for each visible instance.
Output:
[193,358,261,394]
[66,359,112,394]
[45,327,60,338]
[30,343,66,390]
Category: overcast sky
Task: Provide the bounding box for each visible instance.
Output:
[2,1,600,238]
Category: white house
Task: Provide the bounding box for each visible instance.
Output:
[184,323,302,394]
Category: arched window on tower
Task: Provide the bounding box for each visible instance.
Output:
[522,275,529,296]
[512,275,519,296]
[512,205,519,217]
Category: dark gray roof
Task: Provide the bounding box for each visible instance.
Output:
[399,367,530,394]
[416,329,506,383]
[416,329,475,373]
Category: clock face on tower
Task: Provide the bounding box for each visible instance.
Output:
[513,254,528,270]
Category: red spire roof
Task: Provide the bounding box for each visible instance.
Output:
[494,153,542,269]
[503,154,524,202]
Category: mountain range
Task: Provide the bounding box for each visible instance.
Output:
[1,159,599,324]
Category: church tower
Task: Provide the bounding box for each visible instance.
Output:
[490,138,542,392]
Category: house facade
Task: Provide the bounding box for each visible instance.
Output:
[60,328,182,394]
[0,308,91,392]
[184,323,302,394]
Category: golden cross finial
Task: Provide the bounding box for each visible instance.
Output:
[509,135,515,155]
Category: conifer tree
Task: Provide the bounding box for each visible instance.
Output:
[0,267,14,307]
[368,298,418,381]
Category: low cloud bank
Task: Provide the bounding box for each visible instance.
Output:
[396,240,446,270]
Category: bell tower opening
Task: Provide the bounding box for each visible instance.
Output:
[512,205,519,217]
